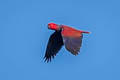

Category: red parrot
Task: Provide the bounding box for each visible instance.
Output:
[44,23,90,62]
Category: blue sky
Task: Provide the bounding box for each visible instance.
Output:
[0,0,120,80]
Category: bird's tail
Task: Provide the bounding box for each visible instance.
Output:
[80,30,91,34]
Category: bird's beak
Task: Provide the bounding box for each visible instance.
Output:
[48,25,50,29]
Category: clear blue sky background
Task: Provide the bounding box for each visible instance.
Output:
[0,0,120,80]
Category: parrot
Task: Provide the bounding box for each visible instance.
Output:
[44,23,90,62]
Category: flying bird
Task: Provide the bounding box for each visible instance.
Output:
[44,23,90,62]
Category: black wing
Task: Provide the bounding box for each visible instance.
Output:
[44,31,64,62]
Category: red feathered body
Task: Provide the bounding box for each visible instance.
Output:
[61,25,82,37]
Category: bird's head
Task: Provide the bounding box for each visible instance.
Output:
[48,23,60,31]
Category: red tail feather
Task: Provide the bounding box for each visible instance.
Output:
[80,30,91,34]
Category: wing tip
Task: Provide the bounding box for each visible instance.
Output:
[43,55,55,63]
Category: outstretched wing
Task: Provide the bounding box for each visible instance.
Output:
[63,35,83,55]
[44,31,64,62]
